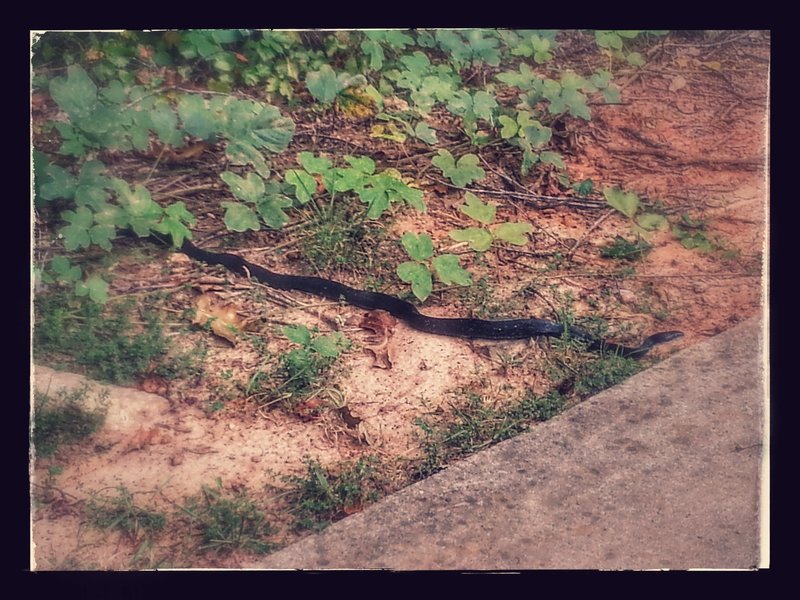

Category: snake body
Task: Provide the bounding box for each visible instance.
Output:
[181,240,683,359]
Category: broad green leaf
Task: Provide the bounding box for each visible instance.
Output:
[150,103,182,146]
[595,31,623,50]
[497,63,539,89]
[414,122,438,144]
[62,206,94,228]
[221,171,265,203]
[306,64,345,103]
[153,216,192,248]
[603,86,621,104]
[449,227,493,252]
[312,333,348,357]
[249,111,295,153]
[38,162,77,201]
[591,69,613,89]
[521,149,540,176]
[49,256,82,282]
[432,150,485,187]
[432,254,471,286]
[636,213,668,231]
[400,50,431,74]
[604,187,640,219]
[498,115,518,139]
[177,94,216,140]
[359,187,390,219]
[396,261,433,301]
[627,52,646,67]
[49,64,97,119]
[60,224,91,251]
[225,140,271,178]
[164,201,197,225]
[100,80,126,104]
[89,224,115,251]
[331,168,369,193]
[344,155,376,175]
[493,222,533,245]
[460,192,495,224]
[282,324,312,345]
[298,152,332,174]
[401,232,434,261]
[222,202,261,232]
[540,151,565,169]
[472,90,497,122]
[285,169,317,203]
[369,122,407,142]
[522,122,552,148]
[361,39,384,71]
[75,275,109,304]
[255,194,293,229]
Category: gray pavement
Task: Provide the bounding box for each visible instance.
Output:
[246,315,767,570]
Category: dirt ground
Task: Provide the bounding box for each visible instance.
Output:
[30,31,769,570]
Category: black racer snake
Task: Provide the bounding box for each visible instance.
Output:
[180,239,683,359]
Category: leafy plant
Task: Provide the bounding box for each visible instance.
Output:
[33,386,108,457]
[283,457,383,531]
[600,236,653,260]
[182,479,276,555]
[593,30,668,66]
[671,214,717,252]
[304,64,367,104]
[603,187,668,233]
[431,149,486,187]
[396,232,471,301]
[448,192,533,252]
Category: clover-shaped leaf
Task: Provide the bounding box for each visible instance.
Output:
[492,222,533,246]
[221,171,266,203]
[604,187,640,219]
[401,232,435,261]
[459,192,496,224]
[222,202,260,232]
[396,261,433,301]
[448,227,493,252]
[432,254,471,286]
[255,194,293,229]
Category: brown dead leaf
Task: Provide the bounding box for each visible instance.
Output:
[123,426,169,454]
[295,397,323,421]
[668,75,688,92]
[192,293,246,345]
[359,311,397,369]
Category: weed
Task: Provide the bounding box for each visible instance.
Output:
[283,457,383,531]
[415,390,565,478]
[600,236,652,260]
[182,479,277,555]
[86,486,167,542]
[33,386,107,458]
[34,293,203,384]
[548,340,644,399]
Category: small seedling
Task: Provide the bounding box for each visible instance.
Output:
[396,232,471,301]
[448,192,533,252]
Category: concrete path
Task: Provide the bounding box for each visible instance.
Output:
[246,315,767,570]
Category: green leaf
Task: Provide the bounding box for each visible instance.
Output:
[177,94,216,140]
[150,103,182,146]
[636,213,668,231]
[249,110,295,153]
[396,261,433,301]
[344,155,376,175]
[285,169,317,204]
[306,64,345,103]
[255,194,293,229]
[222,202,261,232]
[604,187,640,219]
[498,115,518,139]
[298,152,332,174]
[603,86,621,104]
[540,151,565,169]
[460,192,495,224]
[89,224,115,251]
[312,333,348,357]
[449,227,493,252]
[432,254,471,286]
[49,64,97,119]
[472,90,497,122]
[75,275,109,304]
[521,149,540,176]
[401,232,434,261]
[225,140,271,178]
[414,122,438,145]
[38,162,77,201]
[432,150,485,187]
[492,222,533,245]
[49,256,82,282]
[221,171,265,203]
[153,216,192,248]
[521,121,552,148]
[497,63,539,89]
[626,52,645,67]
[283,324,312,345]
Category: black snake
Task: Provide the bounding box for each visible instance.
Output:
[181,240,683,359]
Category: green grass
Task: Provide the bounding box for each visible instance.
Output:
[181,480,277,555]
[600,237,652,260]
[86,486,167,542]
[283,457,383,531]
[33,386,107,457]
[34,292,204,384]
[415,390,566,478]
